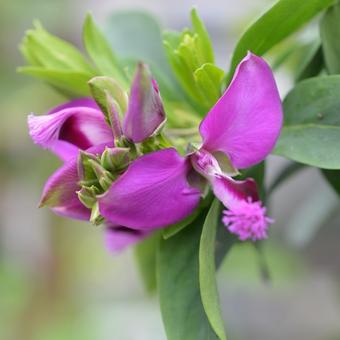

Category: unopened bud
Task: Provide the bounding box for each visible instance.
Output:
[88,159,115,191]
[90,202,104,226]
[77,185,99,209]
[100,147,131,172]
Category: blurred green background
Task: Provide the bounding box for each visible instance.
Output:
[1,0,340,339]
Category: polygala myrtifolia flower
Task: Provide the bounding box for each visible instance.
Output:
[28,52,282,251]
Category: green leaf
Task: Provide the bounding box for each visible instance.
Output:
[158,210,218,340]
[274,75,340,169]
[199,200,226,340]
[228,0,335,81]
[104,10,182,102]
[162,208,200,240]
[295,43,324,82]
[20,21,95,73]
[194,63,224,107]
[158,207,234,340]
[320,2,340,74]
[134,232,160,294]
[105,10,171,77]
[190,8,214,64]
[83,14,128,87]
[322,169,340,196]
[17,67,91,97]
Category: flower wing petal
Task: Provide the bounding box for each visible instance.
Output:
[28,98,113,161]
[98,148,201,230]
[104,225,150,253]
[200,52,282,169]
[123,63,166,142]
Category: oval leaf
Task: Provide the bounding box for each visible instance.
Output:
[158,210,218,340]
[228,0,335,80]
[320,2,340,74]
[199,199,226,340]
[274,75,340,169]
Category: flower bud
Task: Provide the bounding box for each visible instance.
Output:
[123,63,166,143]
[77,185,99,209]
[100,147,131,172]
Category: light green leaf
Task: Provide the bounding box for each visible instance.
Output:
[191,8,214,63]
[199,199,226,340]
[228,0,335,81]
[274,75,340,169]
[20,21,95,73]
[17,67,91,97]
[320,2,340,74]
[134,232,160,294]
[83,14,128,87]
[194,63,224,107]
[158,210,218,340]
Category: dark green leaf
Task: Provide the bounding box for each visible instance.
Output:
[199,199,226,340]
[228,0,335,82]
[158,210,218,340]
[322,169,340,196]
[274,75,340,169]
[134,232,160,294]
[162,208,200,240]
[320,2,340,74]
[295,43,324,82]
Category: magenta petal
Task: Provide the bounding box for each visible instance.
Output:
[211,174,259,210]
[200,52,283,169]
[104,225,150,253]
[48,97,99,114]
[98,148,201,230]
[40,143,111,221]
[28,99,113,161]
[123,63,166,143]
[40,157,90,221]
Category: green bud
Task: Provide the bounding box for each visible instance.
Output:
[90,202,104,226]
[77,151,98,185]
[88,159,115,191]
[77,185,99,209]
[88,76,128,117]
[100,147,131,172]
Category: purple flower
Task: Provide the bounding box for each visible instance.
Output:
[28,64,167,251]
[98,52,282,242]
[29,52,282,251]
